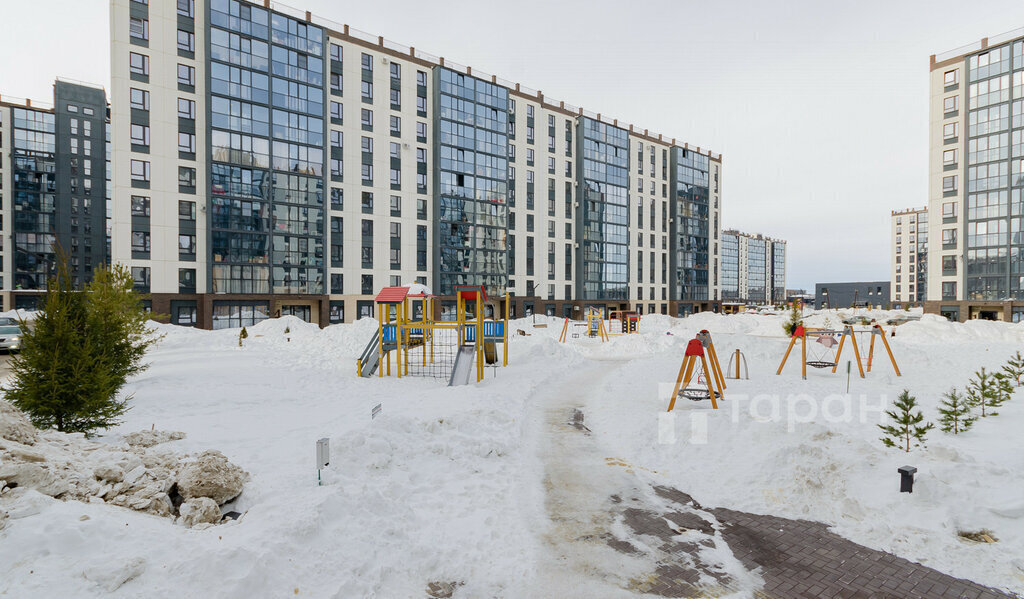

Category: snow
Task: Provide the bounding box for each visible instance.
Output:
[1,307,1024,596]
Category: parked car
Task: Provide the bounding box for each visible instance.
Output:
[0,325,23,352]
[0,317,17,326]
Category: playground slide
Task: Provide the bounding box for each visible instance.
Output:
[448,345,476,387]
[358,331,380,377]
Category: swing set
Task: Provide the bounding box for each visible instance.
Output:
[666,331,726,411]
[776,323,901,380]
[558,306,610,342]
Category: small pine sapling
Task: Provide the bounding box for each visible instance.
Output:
[782,303,803,337]
[284,325,291,335]
[937,388,975,434]
[879,389,934,452]
[1002,351,1024,386]
[966,367,1011,417]
[239,326,248,347]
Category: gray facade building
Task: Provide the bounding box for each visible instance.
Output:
[0,80,109,310]
[815,281,890,310]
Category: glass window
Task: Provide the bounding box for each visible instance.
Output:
[942,175,957,192]
[942,201,957,218]
[178,98,196,119]
[361,108,373,129]
[130,124,150,146]
[943,148,958,165]
[129,52,149,76]
[179,200,196,220]
[177,63,195,86]
[390,115,400,135]
[943,95,959,113]
[177,29,195,52]
[130,88,149,110]
[129,17,149,41]
[330,101,342,121]
[361,80,373,101]
[178,132,196,153]
[943,122,958,139]
[131,195,151,216]
[944,69,958,85]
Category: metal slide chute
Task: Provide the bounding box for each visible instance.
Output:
[447,345,476,386]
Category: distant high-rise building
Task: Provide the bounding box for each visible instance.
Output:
[928,29,1024,322]
[720,230,786,306]
[109,0,722,328]
[890,207,928,307]
[0,80,109,310]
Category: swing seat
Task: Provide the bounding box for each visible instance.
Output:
[679,387,711,401]
[807,360,837,369]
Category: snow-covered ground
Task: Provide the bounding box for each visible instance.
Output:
[2,308,1024,597]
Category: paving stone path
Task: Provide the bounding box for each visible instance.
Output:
[533,362,1020,598]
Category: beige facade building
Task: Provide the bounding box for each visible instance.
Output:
[890,207,927,306]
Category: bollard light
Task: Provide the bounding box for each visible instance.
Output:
[898,465,917,493]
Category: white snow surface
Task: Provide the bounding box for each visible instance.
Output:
[1,309,1024,597]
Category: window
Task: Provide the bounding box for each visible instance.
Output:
[942,281,956,300]
[390,195,401,216]
[130,159,150,182]
[942,201,957,218]
[362,191,373,213]
[179,166,196,188]
[390,89,400,109]
[942,175,958,193]
[176,305,197,325]
[178,98,196,119]
[177,29,195,53]
[390,62,401,79]
[130,88,149,110]
[129,52,149,76]
[331,188,344,210]
[330,73,342,94]
[361,108,373,129]
[361,164,373,184]
[944,69,958,85]
[943,95,959,113]
[131,231,151,252]
[179,234,197,254]
[330,43,342,62]
[130,124,150,147]
[131,195,151,216]
[361,52,373,71]
[417,70,427,86]
[129,17,149,41]
[943,122,958,139]
[178,132,196,153]
[361,80,373,102]
[177,0,194,17]
[390,168,400,187]
[416,121,426,140]
[942,228,957,246]
[179,200,196,220]
[177,64,195,87]
[330,101,343,122]
[390,115,401,136]
[361,136,373,153]
[943,148,958,166]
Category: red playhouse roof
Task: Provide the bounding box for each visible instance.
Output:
[374,286,409,304]
[684,338,705,357]
[793,325,806,338]
[454,285,487,302]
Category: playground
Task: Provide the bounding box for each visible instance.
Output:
[2,308,1024,597]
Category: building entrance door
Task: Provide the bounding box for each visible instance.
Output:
[281,305,312,322]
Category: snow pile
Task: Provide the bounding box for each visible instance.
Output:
[0,400,247,528]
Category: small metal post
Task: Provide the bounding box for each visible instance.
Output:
[898,465,917,493]
[846,361,851,393]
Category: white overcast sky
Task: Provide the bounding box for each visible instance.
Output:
[3,0,1024,290]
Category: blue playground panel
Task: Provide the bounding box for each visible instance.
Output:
[382,325,397,342]
[464,322,504,342]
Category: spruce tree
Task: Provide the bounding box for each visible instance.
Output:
[1002,351,1024,386]
[879,389,934,452]
[937,388,975,434]
[6,252,122,433]
[782,302,803,336]
[966,368,1012,417]
[239,326,248,347]
[85,264,161,387]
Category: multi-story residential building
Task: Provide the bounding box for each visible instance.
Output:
[890,207,928,307]
[719,229,786,305]
[109,0,722,328]
[0,80,109,311]
[928,29,1024,322]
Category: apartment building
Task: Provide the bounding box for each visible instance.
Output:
[720,230,786,306]
[927,29,1024,322]
[890,207,928,307]
[110,0,722,328]
[0,81,109,311]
